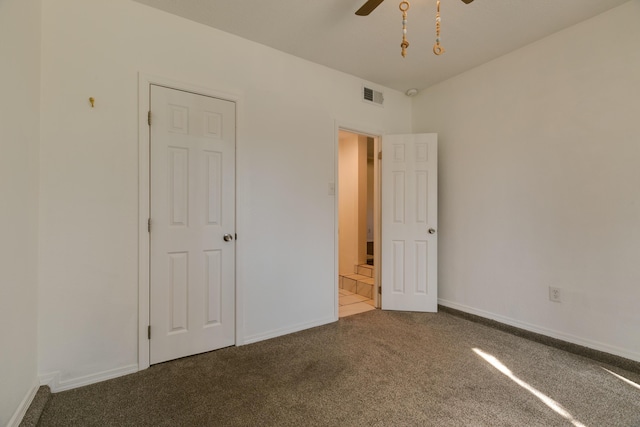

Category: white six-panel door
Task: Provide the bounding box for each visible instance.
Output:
[381,134,438,312]
[149,85,236,364]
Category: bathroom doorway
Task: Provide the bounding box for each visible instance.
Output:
[337,130,380,317]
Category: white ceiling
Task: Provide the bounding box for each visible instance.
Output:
[132,0,629,93]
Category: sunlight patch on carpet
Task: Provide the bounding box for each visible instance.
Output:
[602,367,640,391]
[473,348,587,427]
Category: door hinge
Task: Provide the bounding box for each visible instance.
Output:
[378,286,382,294]
[148,218,151,233]
[235,233,238,240]
[148,111,152,126]
[148,325,151,340]
[378,151,382,160]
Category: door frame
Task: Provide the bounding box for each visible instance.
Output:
[334,121,383,316]
[138,73,243,370]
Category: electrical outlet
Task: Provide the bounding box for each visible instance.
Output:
[549,286,562,303]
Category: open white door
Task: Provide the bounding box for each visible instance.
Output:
[149,85,236,364]
[381,133,437,312]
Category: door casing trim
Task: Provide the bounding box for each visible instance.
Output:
[138,73,243,371]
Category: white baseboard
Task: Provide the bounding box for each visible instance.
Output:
[39,364,139,393]
[242,315,336,345]
[7,380,39,427]
[438,299,640,363]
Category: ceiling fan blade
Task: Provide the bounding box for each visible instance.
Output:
[461,0,474,3]
[355,0,385,16]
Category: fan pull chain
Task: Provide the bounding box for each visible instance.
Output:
[433,0,445,55]
[399,1,410,57]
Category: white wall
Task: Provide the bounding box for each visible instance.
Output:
[37,0,411,387]
[413,1,640,361]
[0,0,41,423]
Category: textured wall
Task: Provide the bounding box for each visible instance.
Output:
[0,0,41,424]
[37,0,411,388]
[413,1,640,361]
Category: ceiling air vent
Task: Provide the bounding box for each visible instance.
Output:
[363,86,384,106]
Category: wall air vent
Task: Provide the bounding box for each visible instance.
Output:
[363,86,384,106]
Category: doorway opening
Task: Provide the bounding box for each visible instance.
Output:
[337,130,380,317]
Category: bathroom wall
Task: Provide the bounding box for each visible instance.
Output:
[338,132,369,275]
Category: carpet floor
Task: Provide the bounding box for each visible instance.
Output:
[36,310,640,426]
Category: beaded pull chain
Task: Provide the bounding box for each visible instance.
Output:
[433,0,445,55]
[399,1,410,57]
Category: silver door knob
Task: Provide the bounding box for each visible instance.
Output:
[428,228,436,234]
[223,234,234,242]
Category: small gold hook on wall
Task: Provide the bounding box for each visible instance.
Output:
[89,97,95,108]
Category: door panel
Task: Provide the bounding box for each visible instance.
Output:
[150,85,236,364]
[381,133,437,312]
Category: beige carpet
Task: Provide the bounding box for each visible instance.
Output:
[35,310,640,426]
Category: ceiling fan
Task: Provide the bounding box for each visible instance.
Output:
[356,0,474,16]
[355,0,474,57]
